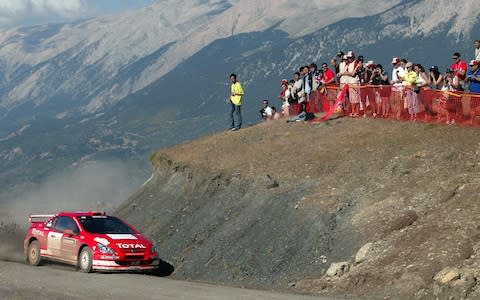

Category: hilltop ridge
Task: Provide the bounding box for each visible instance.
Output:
[118,118,480,299]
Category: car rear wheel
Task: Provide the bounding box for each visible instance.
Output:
[27,240,42,266]
[78,247,93,273]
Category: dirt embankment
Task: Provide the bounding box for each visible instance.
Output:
[117,118,480,299]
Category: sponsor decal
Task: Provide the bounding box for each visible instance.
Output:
[31,229,45,236]
[106,234,137,240]
[94,237,110,245]
[115,243,146,249]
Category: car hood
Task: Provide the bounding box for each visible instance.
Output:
[91,233,152,250]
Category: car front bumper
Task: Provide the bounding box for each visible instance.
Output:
[92,257,160,271]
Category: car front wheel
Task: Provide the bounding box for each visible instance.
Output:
[78,247,93,273]
[27,240,42,266]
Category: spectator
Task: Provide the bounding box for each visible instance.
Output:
[466,60,480,124]
[302,65,312,108]
[429,65,444,89]
[320,62,336,108]
[260,99,273,120]
[229,73,244,131]
[475,40,480,61]
[278,80,290,117]
[288,79,297,104]
[403,62,420,120]
[271,106,282,120]
[466,60,480,93]
[415,64,430,88]
[338,54,350,114]
[442,69,454,91]
[293,71,304,113]
[330,58,339,82]
[335,51,344,75]
[370,64,390,118]
[414,64,431,119]
[450,52,467,91]
[310,63,321,92]
[390,57,406,119]
[341,51,361,117]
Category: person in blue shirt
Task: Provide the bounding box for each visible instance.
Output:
[466,60,480,93]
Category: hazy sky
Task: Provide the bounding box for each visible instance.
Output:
[0,0,157,28]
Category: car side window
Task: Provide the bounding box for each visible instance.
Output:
[46,217,56,228]
[54,216,80,234]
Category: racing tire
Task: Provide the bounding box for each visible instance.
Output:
[27,240,42,266]
[78,247,93,273]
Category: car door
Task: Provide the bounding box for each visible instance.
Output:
[60,217,81,262]
[46,217,63,257]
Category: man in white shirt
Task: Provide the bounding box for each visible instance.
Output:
[475,39,480,61]
[260,99,273,120]
[390,57,406,119]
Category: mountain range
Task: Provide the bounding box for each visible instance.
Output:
[0,0,478,198]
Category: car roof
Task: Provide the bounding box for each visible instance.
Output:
[57,211,108,218]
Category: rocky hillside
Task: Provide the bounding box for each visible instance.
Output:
[117,118,480,299]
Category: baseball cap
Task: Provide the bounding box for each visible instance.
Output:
[391,57,400,64]
[469,60,479,66]
[452,52,461,59]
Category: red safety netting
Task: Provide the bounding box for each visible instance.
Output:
[290,85,480,126]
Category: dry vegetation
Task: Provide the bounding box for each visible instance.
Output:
[128,117,480,299]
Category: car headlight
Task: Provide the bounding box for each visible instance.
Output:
[151,243,158,254]
[96,243,116,255]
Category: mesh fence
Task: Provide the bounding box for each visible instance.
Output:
[291,85,480,126]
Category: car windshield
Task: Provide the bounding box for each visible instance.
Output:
[77,216,136,234]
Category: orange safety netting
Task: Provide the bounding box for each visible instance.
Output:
[288,85,480,126]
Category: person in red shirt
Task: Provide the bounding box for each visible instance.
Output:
[320,63,336,110]
[450,52,467,91]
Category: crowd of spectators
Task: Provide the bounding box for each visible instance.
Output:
[259,39,480,124]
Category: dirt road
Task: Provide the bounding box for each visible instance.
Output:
[0,261,337,300]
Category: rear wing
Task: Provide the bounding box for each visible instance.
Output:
[29,214,55,223]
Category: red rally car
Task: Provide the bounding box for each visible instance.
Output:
[24,211,159,272]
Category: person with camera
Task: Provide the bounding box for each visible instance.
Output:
[370,64,390,118]
[429,66,444,89]
[259,99,273,121]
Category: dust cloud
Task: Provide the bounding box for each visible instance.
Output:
[0,160,148,262]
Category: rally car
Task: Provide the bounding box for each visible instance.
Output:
[24,211,159,272]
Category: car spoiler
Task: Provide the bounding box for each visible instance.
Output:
[29,214,55,223]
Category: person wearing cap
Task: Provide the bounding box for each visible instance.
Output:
[390,57,406,119]
[466,60,480,93]
[466,60,480,124]
[429,65,444,89]
[450,52,467,91]
[339,51,361,117]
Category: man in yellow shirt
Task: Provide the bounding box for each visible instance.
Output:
[229,73,244,131]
